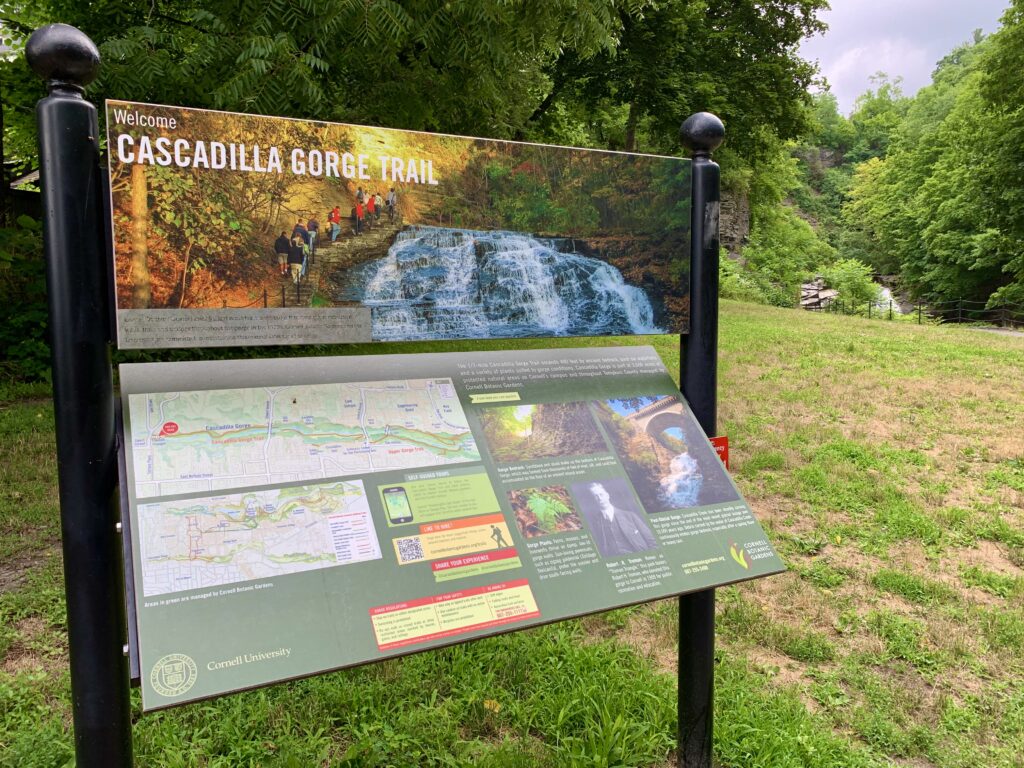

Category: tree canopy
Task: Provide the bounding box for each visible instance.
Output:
[723,3,1024,314]
[2,0,827,161]
[833,3,1024,307]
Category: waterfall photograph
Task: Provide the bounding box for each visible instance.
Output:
[107,101,691,341]
[354,226,663,339]
[591,396,739,514]
[336,137,693,339]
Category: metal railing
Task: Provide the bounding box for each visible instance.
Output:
[807,296,1024,328]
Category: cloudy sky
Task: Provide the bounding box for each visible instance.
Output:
[799,0,1011,114]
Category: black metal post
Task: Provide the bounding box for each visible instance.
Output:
[27,24,133,766]
[918,303,922,324]
[678,112,724,768]
[889,300,893,320]
[958,297,963,323]
[282,284,286,307]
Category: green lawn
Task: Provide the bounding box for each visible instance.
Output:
[1,301,1022,767]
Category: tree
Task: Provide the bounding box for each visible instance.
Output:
[821,258,880,307]
[834,22,1024,307]
[741,203,835,305]
[129,162,151,307]
[978,0,1024,305]
[527,0,827,158]
[1,0,635,157]
[840,157,899,273]
[904,81,1009,303]
[846,74,909,164]
[806,92,855,157]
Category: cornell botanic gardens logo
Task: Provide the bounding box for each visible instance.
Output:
[150,653,198,697]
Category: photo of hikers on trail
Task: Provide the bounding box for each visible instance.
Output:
[107,102,691,340]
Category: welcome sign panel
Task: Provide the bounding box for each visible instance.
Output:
[120,347,783,709]
[106,101,691,349]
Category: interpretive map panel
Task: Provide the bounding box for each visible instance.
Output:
[120,347,783,710]
[106,101,690,348]
[138,481,379,597]
[128,377,478,498]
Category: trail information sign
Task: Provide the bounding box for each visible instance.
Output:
[32,21,746,767]
[107,101,691,349]
[120,346,783,709]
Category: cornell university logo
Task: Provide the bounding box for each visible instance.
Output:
[150,653,198,697]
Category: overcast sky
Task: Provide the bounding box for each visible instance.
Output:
[799,0,1011,114]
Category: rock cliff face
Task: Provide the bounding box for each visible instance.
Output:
[801,277,838,310]
[720,189,750,262]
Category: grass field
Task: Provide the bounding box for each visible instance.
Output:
[1,301,1022,767]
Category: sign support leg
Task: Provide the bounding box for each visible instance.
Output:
[28,25,134,767]
[678,112,725,768]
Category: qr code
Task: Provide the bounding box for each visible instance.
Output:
[396,536,424,563]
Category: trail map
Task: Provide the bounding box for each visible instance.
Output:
[128,378,479,499]
[139,481,380,597]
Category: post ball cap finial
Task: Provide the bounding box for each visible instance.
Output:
[680,112,725,155]
[26,24,101,89]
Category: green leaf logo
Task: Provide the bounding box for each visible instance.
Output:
[729,542,750,570]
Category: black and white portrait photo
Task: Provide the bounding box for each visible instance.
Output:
[571,477,658,558]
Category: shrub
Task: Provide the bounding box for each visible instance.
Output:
[819,258,882,308]
[719,255,770,304]
[742,205,836,307]
[0,216,50,381]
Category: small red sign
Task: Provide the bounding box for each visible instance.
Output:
[710,435,729,470]
[159,422,179,437]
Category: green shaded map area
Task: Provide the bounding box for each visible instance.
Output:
[128,377,479,499]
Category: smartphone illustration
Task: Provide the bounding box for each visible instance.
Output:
[382,486,413,524]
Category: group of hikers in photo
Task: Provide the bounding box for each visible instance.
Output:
[272,187,398,284]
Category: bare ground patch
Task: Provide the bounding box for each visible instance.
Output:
[744,646,814,699]
[744,493,818,536]
[0,542,60,594]
[1,616,67,676]
[616,603,677,675]
[959,541,1023,577]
